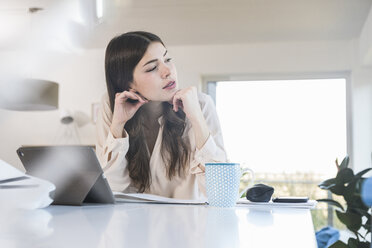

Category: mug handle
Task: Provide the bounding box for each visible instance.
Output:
[239,168,255,198]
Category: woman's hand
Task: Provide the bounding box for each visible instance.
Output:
[172,86,203,122]
[172,87,210,149]
[110,90,148,138]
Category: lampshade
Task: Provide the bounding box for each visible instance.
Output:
[0,78,59,111]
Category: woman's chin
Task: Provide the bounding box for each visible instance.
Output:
[148,91,178,103]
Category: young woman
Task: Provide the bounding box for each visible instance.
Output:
[96,31,227,200]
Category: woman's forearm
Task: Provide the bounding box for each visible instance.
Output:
[189,113,210,150]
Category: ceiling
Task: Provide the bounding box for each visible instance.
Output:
[0,0,372,50]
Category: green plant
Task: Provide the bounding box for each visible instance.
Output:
[317,156,372,248]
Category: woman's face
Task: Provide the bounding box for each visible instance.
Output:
[130,42,179,102]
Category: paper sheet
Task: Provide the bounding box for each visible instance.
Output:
[114,192,207,205]
[0,159,55,210]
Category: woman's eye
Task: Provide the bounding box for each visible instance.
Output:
[165,58,172,63]
[146,66,157,72]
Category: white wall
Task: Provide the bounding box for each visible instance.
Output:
[0,49,106,170]
[359,2,372,67]
[170,40,352,87]
[351,5,372,173]
[350,64,372,172]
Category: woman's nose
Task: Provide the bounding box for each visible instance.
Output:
[161,64,171,79]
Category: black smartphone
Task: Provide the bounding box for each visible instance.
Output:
[272,197,309,203]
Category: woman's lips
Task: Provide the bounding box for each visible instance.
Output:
[163,81,176,90]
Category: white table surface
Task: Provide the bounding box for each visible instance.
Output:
[1,203,317,248]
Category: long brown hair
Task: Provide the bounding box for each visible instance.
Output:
[104,31,190,192]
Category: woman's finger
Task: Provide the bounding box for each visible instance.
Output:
[172,93,184,112]
[172,94,179,112]
[116,91,146,103]
[115,91,132,100]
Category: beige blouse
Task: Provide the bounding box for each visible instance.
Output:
[95,92,227,200]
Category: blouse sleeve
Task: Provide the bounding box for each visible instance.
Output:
[189,93,228,194]
[95,93,133,192]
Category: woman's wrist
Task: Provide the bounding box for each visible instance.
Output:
[110,122,126,138]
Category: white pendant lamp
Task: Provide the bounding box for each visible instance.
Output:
[0,78,59,111]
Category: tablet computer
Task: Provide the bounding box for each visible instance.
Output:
[17,145,115,206]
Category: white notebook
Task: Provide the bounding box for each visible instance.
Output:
[113,192,207,205]
[0,159,55,210]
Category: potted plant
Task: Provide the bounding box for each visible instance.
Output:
[317,156,371,248]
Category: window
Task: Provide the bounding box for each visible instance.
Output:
[207,77,349,229]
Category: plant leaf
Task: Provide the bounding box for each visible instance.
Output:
[347,238,358,248]
[354,168,372,179]
[344,180,358,203]
[328,240,348,248]
[349,240,371,248]
[336,168,354,184]
[339,156,350,170]
[336,210,362,232]
[329,184,345,195]
[317,199,345,211]
[318,178,337,189]
[344,180,370,209]
[318,177,346,195]
[351,207,369,217]
[361,243,371,248]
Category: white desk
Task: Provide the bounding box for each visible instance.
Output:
[1,204,317,248]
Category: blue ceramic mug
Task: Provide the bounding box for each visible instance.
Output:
[205,163,255,208]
